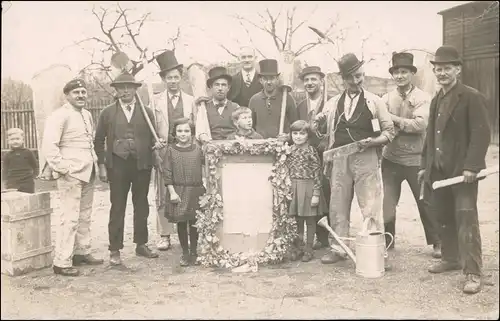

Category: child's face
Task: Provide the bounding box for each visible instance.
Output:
[291,130,308,146]
[235,112,253,131]
[175,123,192,144]
[8,134,24,149]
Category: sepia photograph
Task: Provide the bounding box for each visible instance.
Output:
[1,1,499,319]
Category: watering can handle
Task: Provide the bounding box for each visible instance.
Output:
[384,232,394,251]
[361,217,377,234]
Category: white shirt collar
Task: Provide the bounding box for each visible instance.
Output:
[243,69,256,80]
[213,98,228,107]
[168,91,181,100]
[120,98,136,109]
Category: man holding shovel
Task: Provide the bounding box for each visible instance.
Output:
[418,45,490,294]
[318,53,395,266]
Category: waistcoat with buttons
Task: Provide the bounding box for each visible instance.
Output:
[205,101,238,140]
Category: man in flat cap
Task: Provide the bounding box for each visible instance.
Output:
[195,66,240,142]
[319,53,395,266]
[381,52,441,258]
[419,45,490,294]
[41,78,104,276]
[94,72,166,266]
[248,59,298,139]
[297,65,332,250]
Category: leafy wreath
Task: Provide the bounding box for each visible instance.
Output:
[194,139,297,269]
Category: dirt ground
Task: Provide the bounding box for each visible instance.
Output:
[1,146,499,319]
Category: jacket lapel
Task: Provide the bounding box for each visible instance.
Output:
[439,83,464,130]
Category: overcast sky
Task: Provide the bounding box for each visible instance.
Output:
[1,1,468,84]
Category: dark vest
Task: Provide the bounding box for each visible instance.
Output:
[167,95,184,141]
[235,73,261,108]
[206,101,237,140]
[112,105,153,168]
[333,91,376,148]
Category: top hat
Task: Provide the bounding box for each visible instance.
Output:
[258,59,280,76]
[110,72,142,88]
[299,66,325,80]
[63,78,87,94]
[206,66,232,88]
[337,53,364,77]
[389,52,417,74]
[156,50,183,74]
[430,45,462,65]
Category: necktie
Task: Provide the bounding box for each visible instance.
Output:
[346,92,359,119]
[245,74,252,87]
[126,104,132,112]
[216,103,225,115]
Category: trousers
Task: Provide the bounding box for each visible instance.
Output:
[153,168,174,236]
[108,155,151,251]
[429,167,482,276]
[54,167,95,268]
[382,158,440,245]
[328,147,384,254]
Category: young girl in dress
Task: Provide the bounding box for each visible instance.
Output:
[286,120,327,262]
[163,117,206,266]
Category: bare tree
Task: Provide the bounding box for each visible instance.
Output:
[1,78,33,109]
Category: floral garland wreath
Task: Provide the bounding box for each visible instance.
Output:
[195,139,298,269]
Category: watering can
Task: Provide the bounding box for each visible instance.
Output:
[317,216,393,278]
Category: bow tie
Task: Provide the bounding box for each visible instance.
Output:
[170,94,179,100]
[215,103,225,108]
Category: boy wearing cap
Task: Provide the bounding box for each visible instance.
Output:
[94,72,166,266]
[418,45,490,294]
[248,59,298,139]
[381,52,441,258]
[319,53,395,265]
[41,78,103,276]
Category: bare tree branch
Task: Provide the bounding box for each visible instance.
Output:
[294,41,322,57]
[91,6,121,52]
[169,27,181,52]
[218,44,239,59]
[236,19,267,58]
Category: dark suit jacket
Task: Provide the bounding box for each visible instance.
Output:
[297,94,333,153]
[94,100,157,170]
[420,83,490,183]
[228,71,262,107]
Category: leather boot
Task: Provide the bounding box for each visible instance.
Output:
[428,261,461,274]
[53,266,80,277]
[72,254,104,266]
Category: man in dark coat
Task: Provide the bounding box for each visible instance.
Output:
[297,66,332,249]
[418,45,491,294]
[228,46,263,108]
[94,72,166,266]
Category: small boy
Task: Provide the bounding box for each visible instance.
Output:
[1,128,38,193]
[227,107,264,140]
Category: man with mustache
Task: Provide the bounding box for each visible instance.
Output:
[151,50,196,251]
[318,53,395,266]
[296,66,332,250]
[419,46,490,294]
[248,59,298,139]
[228,46,263,108]
[196,66,240,142]
[41,78,103,276]
[94,72,166,266]
[381,52,441,258]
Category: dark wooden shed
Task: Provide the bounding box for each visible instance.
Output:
[439,1,499,144]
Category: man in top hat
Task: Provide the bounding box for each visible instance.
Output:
[228,46,263,108]
[151,50,196,251]
[418,45,490,294]
[94,72,166,266]
[41,78,104,276]
[318,53,395,265]
[196,66,240,142]
[297,65,332,250]
[248,59,298,139]
[381,52,441,258]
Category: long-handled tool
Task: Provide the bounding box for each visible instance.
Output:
[318,216,357,264]
[432,165,499,190]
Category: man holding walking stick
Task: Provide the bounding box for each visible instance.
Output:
[418,45,491,294]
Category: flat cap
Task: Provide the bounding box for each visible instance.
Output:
[63,78,87,95]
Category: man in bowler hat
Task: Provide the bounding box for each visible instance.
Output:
[94,72,166,266]
[318,53,395,266]
[152,50,196,251]
[196,66,240,142]
[381,52,441,258]
[248,59,298,139]
[297,65,332,249]
[418,45,490,294]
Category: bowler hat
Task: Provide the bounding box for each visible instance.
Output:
[338,53,364,77]
[206,66,232,88]
[63,78,87,94]
[430,45,462,65]
[299,66,325,80]
[258,59,280,77]
[156,50,183,74]
[110,72,142,88]
[389,52,417,74]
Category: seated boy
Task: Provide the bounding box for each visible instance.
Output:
[2,128,38,193]
[227,107,263,140]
